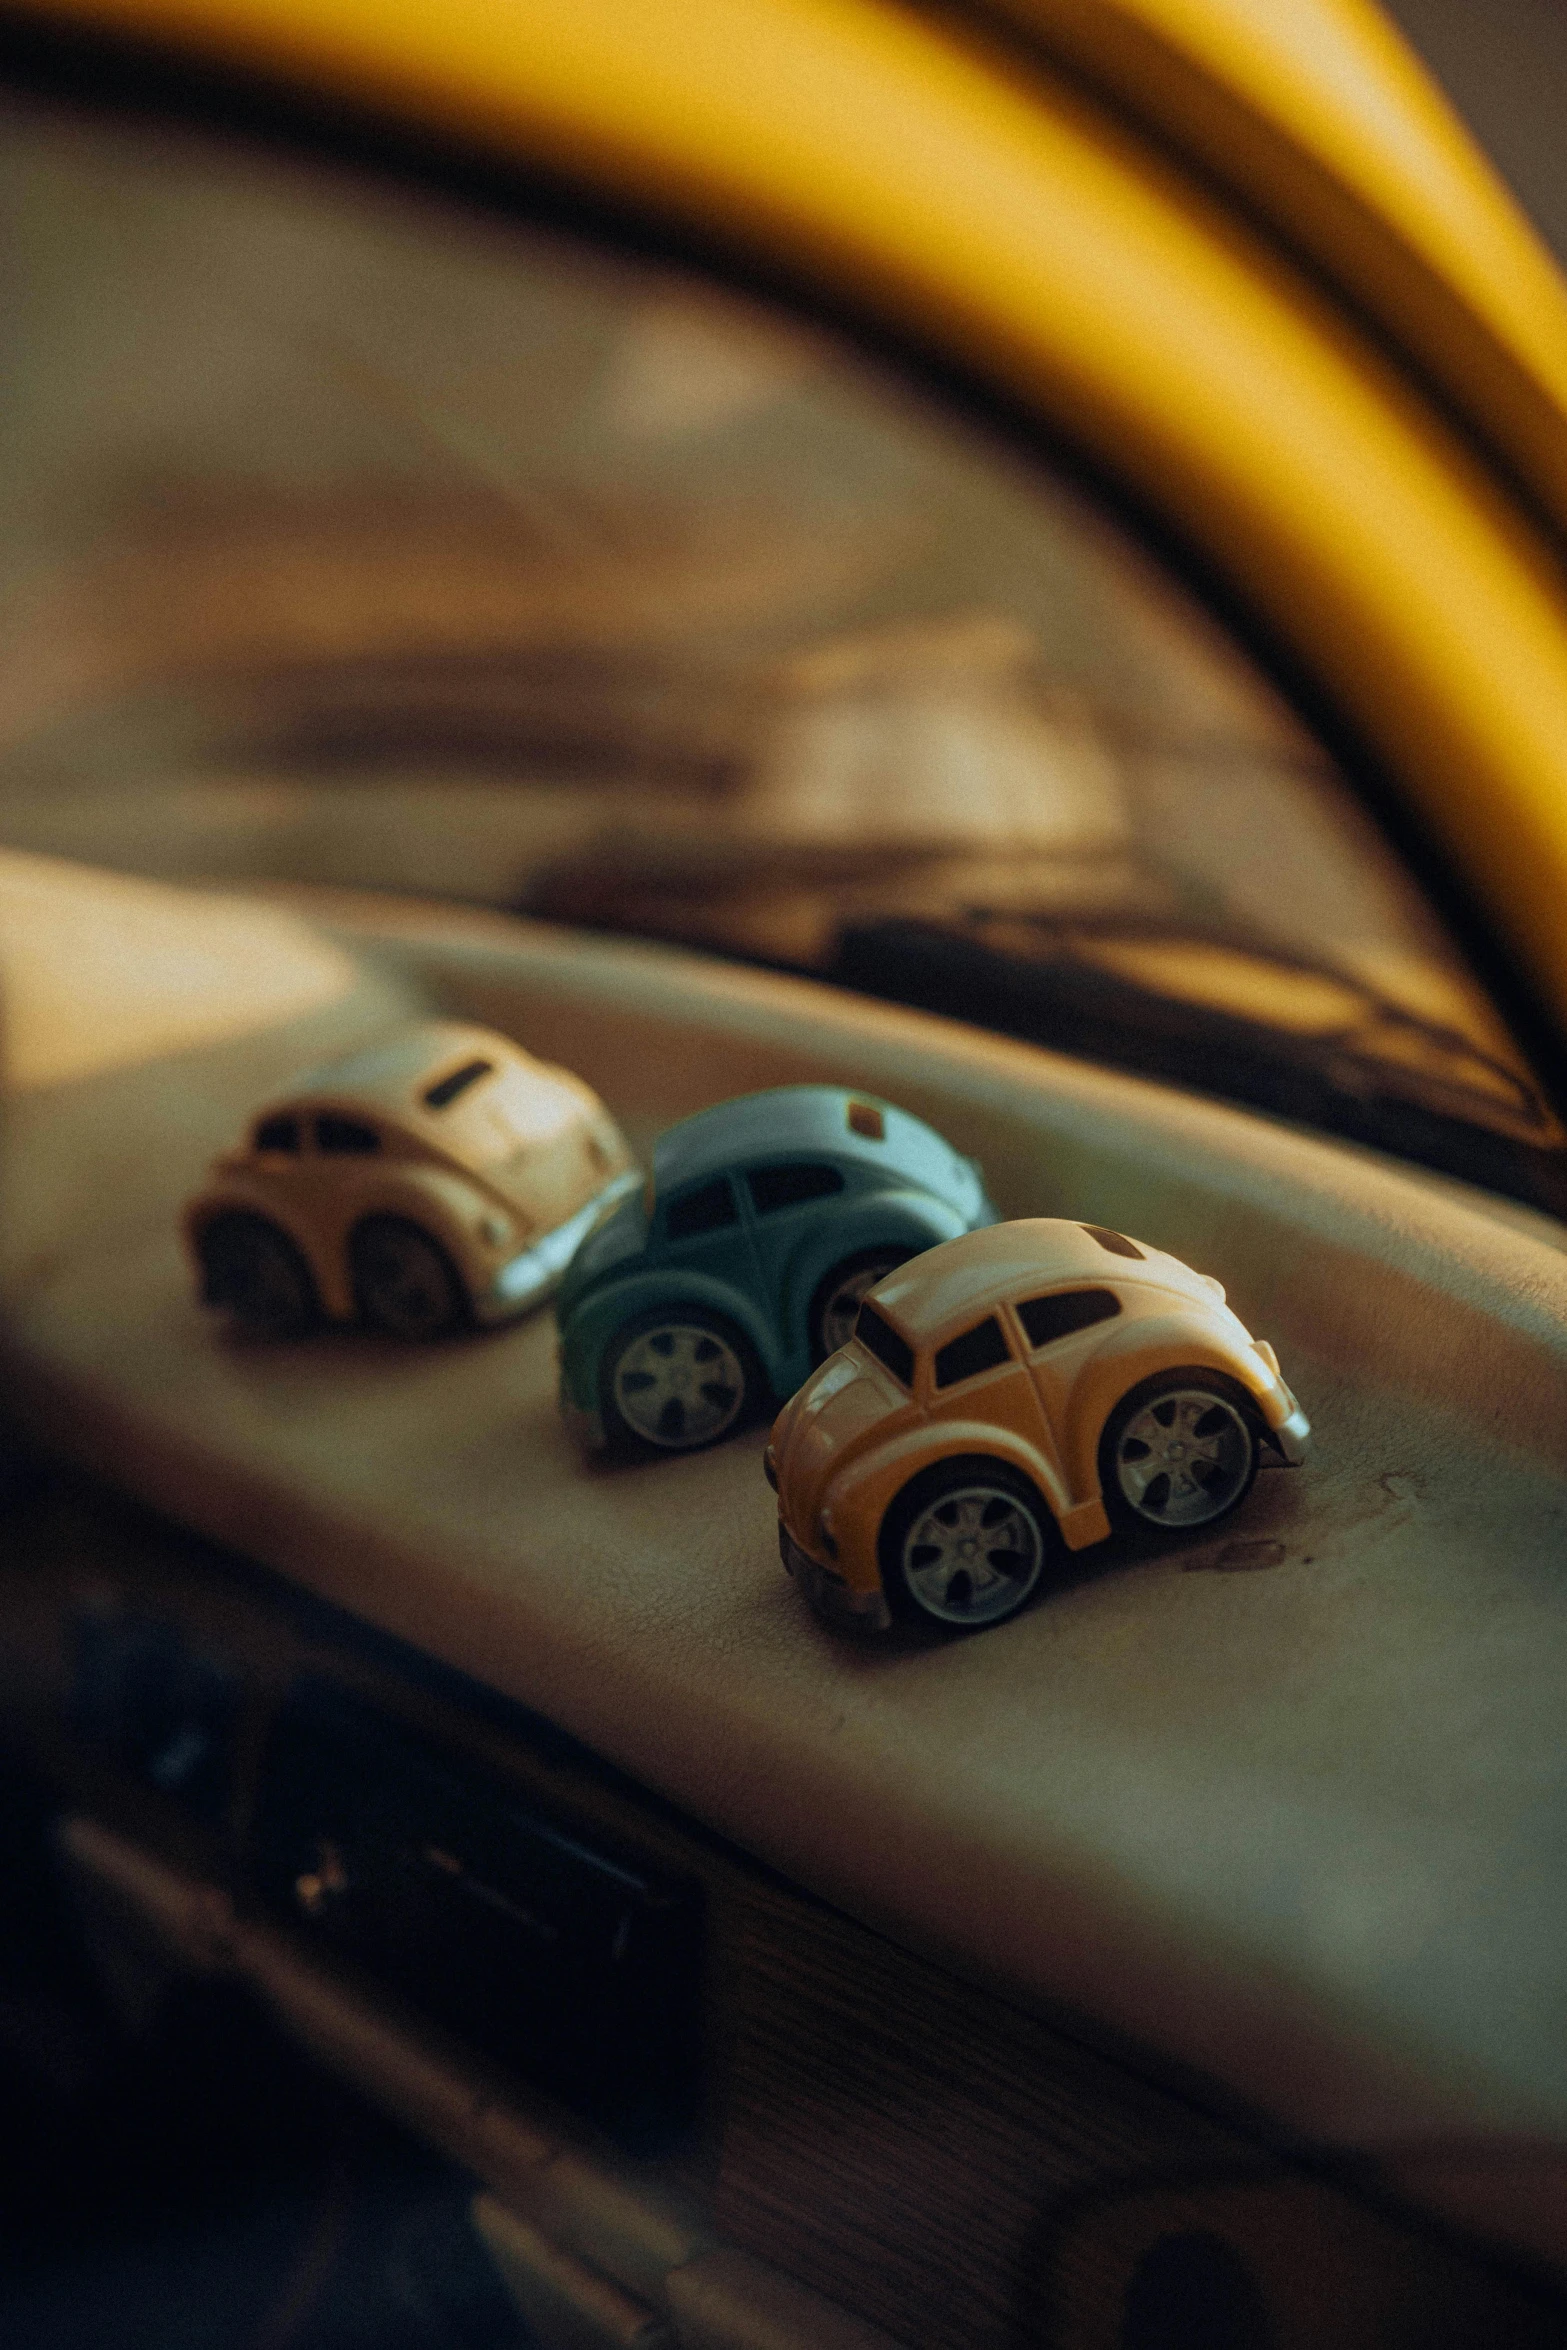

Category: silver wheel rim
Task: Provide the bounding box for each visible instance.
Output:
[1114,1388,1253,1526]
[356,1227,458,1337]
[613,1322,747,1448]
[817,1256,903,1356]
[899,1482,1045,1625]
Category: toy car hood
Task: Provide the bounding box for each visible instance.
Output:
[773,1344,915,1496]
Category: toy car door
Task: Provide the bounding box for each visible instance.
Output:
[739,1160,847,1341]
[925,1310,1040,1446]
[1013,1286,1124,1461]
[654,1172,761,1300]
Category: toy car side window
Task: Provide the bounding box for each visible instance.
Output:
[854,1303,914,1386]
[933,1315,1012,1388]
[1017,1288,1122,1348]
[745,1163,845,1215]
[253,1115,300,1154]
[664,1177,739,1241]
[314,1115,380,1155]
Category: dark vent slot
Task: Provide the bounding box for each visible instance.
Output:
[70,1609,239,1825]
[424,1058,493,1109]
[1081,1224,1144,1259]
[250,1680,704,2148]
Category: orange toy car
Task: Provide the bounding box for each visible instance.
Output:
[185,1020,637,1339]
[767,1218,1309,1631]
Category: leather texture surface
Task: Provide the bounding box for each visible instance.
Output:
[4,867,1567,2253]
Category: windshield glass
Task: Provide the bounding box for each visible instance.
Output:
[0,85,1557,1215]
[855,1305,914,1388]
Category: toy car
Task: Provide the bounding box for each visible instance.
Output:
[766,1218,1310,1631]
[555,1086,997,1452]
[185,1020,637,1338]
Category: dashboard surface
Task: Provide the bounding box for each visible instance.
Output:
[4,858,1567,2281]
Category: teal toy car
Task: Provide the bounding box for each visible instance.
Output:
[556,1086,997,1453]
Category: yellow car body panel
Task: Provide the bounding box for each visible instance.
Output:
[16,0,1567,1064]
[984,0,1567,535]
[1042,1304,1290,1509]
[186,1158,503,1324]
[771,1220,1303,1611]
[831,1418,1075,1602]
[183,1019,636,1326]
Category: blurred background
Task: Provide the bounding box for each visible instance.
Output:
[2,75,1561,1214]
[2,10,1567,2347]
[1381,0,1567,272]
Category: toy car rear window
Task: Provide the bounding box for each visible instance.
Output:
[314,1115,380,1155]
[424,1058,493,1109]
[665,1177,739,1240]
[934,1315,1011,1388]
[1017,1287,1122,1349]
[253,1115,299,1153]
[854,1304,914,1387]
[746,1162,845,1215]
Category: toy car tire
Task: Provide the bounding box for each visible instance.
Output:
[601,1307,763,1455]
[349,1216,468,1340]
[878,1455,1053,1630]
[196,1212,318,1340]
[1099,1367,1262,1534]
[808,1247,912,1361]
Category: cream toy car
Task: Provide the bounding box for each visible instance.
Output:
[185,1021,637,1338]
[766,1218,1309,1631]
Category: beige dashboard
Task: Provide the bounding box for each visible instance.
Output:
[3,852,1567,2342]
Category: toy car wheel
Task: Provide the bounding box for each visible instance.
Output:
[880,1456,1052,1629]
[350,1217,467,1339]
[1101,1369,1260,1531]
[809,1247,912,1360]
[197,1212,317,1340]
[602,1309,760,1453]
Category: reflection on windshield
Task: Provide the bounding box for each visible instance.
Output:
[826,914,1566,1211]
[0,85,1557,1215]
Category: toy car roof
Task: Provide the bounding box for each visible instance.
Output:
[257,1020,543,1126]
[869,1218,1216,1345]
[650,1085,946,1197]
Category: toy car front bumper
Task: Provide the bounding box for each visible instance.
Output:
[1270,1402,1311,1465]
[476,1170,641,1326]
[779,1523,892,1633]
